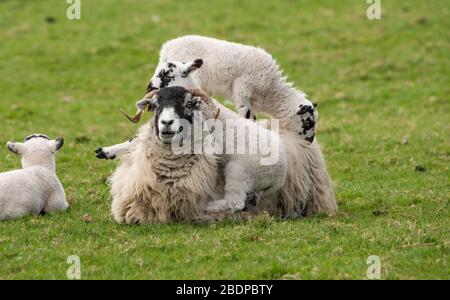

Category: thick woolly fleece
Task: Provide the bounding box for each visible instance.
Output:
[110,100,335,224]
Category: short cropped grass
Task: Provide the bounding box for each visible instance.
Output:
[0,0,448,279]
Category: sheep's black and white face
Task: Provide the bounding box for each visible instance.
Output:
[146,59,203,92]
[147,87,202,144]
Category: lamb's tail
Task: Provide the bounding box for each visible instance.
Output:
[277,132,337,217]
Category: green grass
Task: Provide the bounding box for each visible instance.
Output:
[0,0,448,279]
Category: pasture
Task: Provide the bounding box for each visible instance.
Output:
[0,0,448,279]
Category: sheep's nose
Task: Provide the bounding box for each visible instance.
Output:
[161,119,174,126]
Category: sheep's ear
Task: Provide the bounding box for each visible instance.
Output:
[7,141,24,155]
[183,58,203,76]
[49,138,64,152]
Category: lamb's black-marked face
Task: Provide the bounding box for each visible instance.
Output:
[152,87,201,144]
[146,59,203,92]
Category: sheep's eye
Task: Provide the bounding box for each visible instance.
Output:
[185,101,193,109]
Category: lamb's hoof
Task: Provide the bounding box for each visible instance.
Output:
[304,134,315,143]
[95,147,115,160]
[195,211,227,223]
[204,200,229,213]
[296,104,317,144]
[298,130,315,144]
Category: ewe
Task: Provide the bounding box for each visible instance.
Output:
[110,87,336,224]
[0,134,68,221]
[111,87,287,223]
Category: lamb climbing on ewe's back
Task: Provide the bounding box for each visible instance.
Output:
[0,134,68,221]
[95,35,319,161]
[149,35,318,142]
[96,36,318,159]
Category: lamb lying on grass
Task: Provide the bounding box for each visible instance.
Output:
[0,134,68,221]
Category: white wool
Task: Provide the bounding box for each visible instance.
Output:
[154,35,316,133]
[0,136,68,221]
[110,96,336,224]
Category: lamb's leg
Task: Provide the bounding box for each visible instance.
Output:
[44,190,68,213]
[296,100,318,143]
[232,78,256,121]
[95,137,135,160]
[204,161,251,213]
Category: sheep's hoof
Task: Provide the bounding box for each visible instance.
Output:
[125,207,145,224]
[95,148,115,160]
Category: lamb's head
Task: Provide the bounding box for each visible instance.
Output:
[7,134,64,171]
[146,59,203,92]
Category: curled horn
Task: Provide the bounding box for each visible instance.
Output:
[188,89,220,119]
[120,90,158,123]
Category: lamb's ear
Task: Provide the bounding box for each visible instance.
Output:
[183,58,203,76]
[7,141,24,155]
[49,138,64,152]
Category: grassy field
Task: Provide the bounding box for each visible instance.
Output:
[0,0,448,279]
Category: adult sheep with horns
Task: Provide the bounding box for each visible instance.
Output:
[109,87,336,224]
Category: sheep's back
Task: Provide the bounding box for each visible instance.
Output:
[160,35,281,97]
[267,132,337,217]
[0,167,52,220]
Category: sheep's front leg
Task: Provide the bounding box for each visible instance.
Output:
[95,138,135,160]
[232,78,256,121]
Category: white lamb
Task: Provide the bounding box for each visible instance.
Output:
[0,134,68,221]
[149,35,318,142]
[96,35,318,161]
